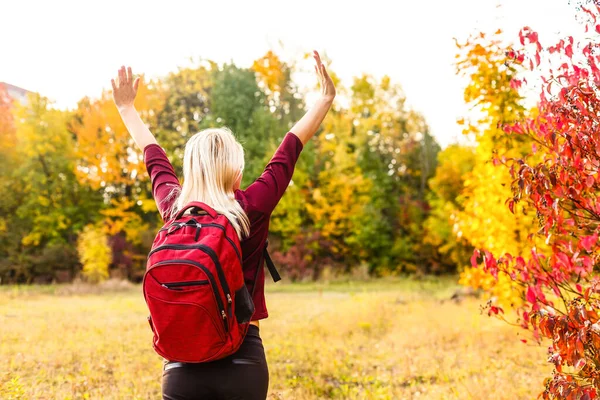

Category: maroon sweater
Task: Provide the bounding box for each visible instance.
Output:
[143,132,303,320]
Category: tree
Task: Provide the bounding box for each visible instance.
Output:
[454,29,541,302]
[78,224,112,283]
[208,63,278,186]
[0,84,16,152]
[305,107,373,269]
[0,84,22,281]
[423,144,476,272]
[251,50,305,124]
[70,79,163,277]
[352,74,440,273]
[473,6,600,398]
[0,94,100,282]
[155,62,215,170]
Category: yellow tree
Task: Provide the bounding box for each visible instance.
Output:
[304,104,373,267]
[0,94,100,282]
[77,224,112,283]
[13,95,96,247]
[252,50,305,124]
[454,30,543,302]
[423,144,476,271]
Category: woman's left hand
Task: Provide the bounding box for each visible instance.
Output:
[313,51,336,102]
[111,66,140,110]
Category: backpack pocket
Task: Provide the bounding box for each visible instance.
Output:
[234,284,255,324]
[147,294,226,362]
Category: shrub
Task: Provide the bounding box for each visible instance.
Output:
[77,224,112,283]
[474,7,600,398]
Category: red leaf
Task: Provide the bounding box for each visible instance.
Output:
[556,252,572,268]
[521,339,527,343]
[529,32,539,43]
[576,284,583,293]
[586,175,594,188]
[527,286,537,304]
[575,358,586,370]
[519,29,526,45]
[581,234,597,252]
[516,53,525,63]
[488,306,504,315]
[565,44,574,58]
[471,249,480,268]
[585,287,591,301]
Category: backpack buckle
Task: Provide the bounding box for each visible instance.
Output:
[164,219,203,239]
[166,222,184,236]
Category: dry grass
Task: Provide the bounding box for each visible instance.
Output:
[0,278,549,399]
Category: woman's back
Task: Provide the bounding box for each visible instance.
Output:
[111,49,335,400]
[144,131,304,320]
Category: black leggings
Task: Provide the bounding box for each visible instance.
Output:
[162,325,269,400]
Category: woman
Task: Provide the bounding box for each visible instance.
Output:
[111,50,335,400]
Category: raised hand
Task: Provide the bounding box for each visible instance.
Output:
[111,66,158,150]
[111,66,140,110]
[288,50,336,145]
[313,50,336,102]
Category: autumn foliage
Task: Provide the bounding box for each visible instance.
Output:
[0,50,443,283]
[471,5,600,398]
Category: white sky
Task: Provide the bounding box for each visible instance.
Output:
[0,0,585,148]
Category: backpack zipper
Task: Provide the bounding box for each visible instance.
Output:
[162,280,209,289]
[150,259,228,333]
[158,222,242,264]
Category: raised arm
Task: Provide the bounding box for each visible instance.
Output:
[111,66,158,151]
[290,51,336,145]
[241,50,336,215]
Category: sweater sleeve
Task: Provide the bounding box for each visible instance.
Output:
[143,144,181,221]
[241,132,304,215]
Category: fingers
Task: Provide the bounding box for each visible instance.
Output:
[313,50,322,66]
[118,66,126,85]
[111,78,117,92]
[313,50,327,81]
[127,67,133,84]
[313,52,321,74]
[321,62,329,76]
[133,77,140,94]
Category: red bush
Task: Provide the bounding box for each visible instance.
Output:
[473,5,600,398]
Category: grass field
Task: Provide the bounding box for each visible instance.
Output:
[0,278,550,399]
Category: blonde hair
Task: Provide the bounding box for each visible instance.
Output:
[166,127,250,239]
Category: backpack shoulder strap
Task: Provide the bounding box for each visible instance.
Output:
[263,240,281,282]
[251,239,281,296]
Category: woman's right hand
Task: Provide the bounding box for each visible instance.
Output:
[111,66,140,111]
[313,50,336,102]
[110,66,158,151]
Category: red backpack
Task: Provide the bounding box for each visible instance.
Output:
[143,201,260,363]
